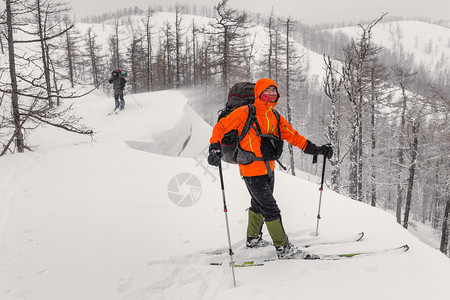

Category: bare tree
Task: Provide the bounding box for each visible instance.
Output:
[391,62,417,223]
[4,0,24,153]
[264,7,277,79]
[110,17,122,69]
[127,33,146,93]
[403,117,420,229]
[244,33,257,80]
[174,4,184,88]
[211,0,249,86]
[190,19,200,86]
[25,0,72,108]
[341,13,386,201]
[62,16,79,88]
[86,27,104,88]
[278,17,304,175]
[323,55,343,193]
[366,46,391,206]
[142,7,155,91]
[441,198,450,255]
[1,0,93,155]
[162,21,175,89]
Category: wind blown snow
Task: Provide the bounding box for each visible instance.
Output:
[1,89,449,300]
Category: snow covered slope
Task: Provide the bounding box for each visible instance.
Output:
[75,12,327,81]
[1,90,449,300]
[333,20,450,75]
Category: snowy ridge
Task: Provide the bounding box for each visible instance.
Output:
[0,89,449,299]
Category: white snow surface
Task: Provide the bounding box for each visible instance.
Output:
[1,89,449,300]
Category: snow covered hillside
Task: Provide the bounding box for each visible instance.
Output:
[1,89,449,300]
[75,11,326,80]
[333,20,450,75]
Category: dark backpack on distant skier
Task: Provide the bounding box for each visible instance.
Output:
[113,69,127,77]
[218,82,284,165]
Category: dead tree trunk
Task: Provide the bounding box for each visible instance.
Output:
[36,0,54,107]
[5,0,24,153]
[403,120,419,229]
[323,55,343,193]
[440,199,450,255]
[284,18,295,176]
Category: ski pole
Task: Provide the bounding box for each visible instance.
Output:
[125,87,143,108]
[315,152,328,237]
[217,160,237,287]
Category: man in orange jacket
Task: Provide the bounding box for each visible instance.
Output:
[208,78,332,259]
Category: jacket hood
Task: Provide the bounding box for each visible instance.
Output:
[254,78,280,107]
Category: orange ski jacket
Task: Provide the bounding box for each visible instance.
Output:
[210,78,309,177]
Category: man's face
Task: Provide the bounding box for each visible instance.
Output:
[260,86,278,103]
[113,72,118,77]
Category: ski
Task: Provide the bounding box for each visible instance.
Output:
[107,108,123,115]
[302,231,364,248]
[204,232,364,255]
[210,244,409,267]
[317,244,409,259]
[210,261,265,267]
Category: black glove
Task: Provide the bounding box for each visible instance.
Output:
[304,141,333,159]
[207,143,222,166]
[320,144,333,159]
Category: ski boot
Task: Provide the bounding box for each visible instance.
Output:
[246,235,272,248]
[276,242,320,260]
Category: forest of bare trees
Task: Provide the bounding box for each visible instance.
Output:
[0,0,449,256]
[0,0,94,156]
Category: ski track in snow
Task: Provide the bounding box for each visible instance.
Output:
[0,153,43,248]
[123,256,224,300]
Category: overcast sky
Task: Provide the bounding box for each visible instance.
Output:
[71,0,450,25]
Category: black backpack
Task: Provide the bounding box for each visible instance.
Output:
[218,82,284,167]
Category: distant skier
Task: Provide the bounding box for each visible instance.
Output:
[108,69,127,111]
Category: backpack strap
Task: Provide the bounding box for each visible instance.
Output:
[252,108,280,137]
[239,104,256,142]
[271,109,287,170]
[273,109,281,138]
